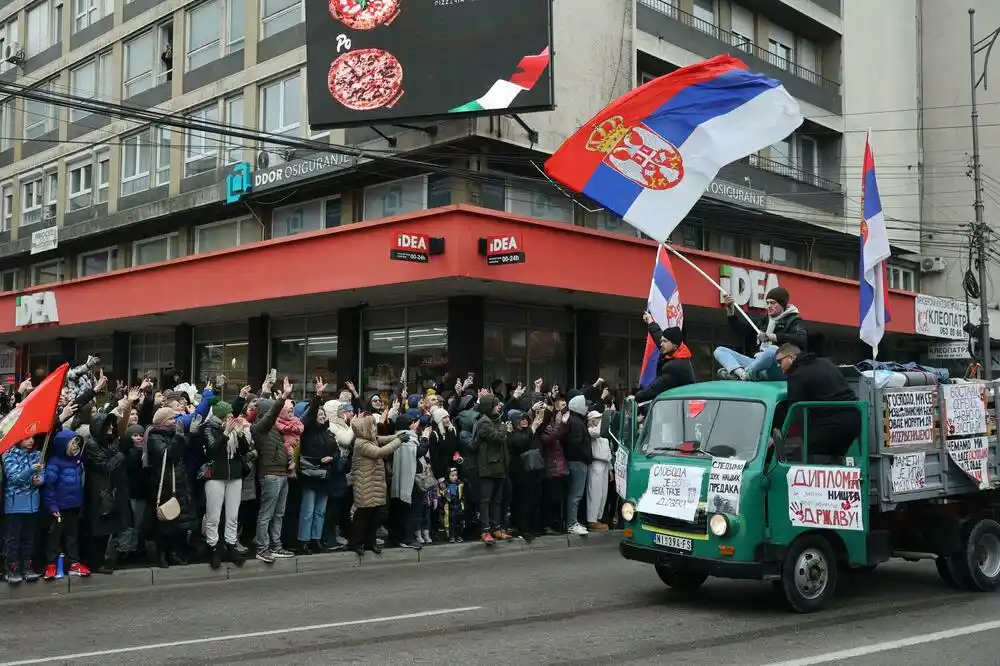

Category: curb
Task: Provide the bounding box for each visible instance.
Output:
[2,531,621,598]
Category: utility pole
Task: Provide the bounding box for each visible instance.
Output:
[970,8,996,377]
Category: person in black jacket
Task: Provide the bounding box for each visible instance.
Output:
[296,380,338,555]
[777,343,861,459]
[713,286,807,381]
[506,408,543,541]
[199,401,251,568]
[634,313,697,403]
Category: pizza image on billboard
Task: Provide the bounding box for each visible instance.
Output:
[328,48,404,111]
[329,0,401,30]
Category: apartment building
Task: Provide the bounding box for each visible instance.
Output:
[0,0,929,397]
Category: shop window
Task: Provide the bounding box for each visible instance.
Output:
[593,209,641,238]
[271,315,339,400]
[195,218,261,253]
[129,331,175,387]
[133,233,179,266]
[670,222,703,250]
[814,254,854,279]
[261,0,302,38]
[484,322,568,391]
[363,176,427,221]
[78,246,117,276]
[365,328,406,394]
[361,305,447,394]
[77,337,113,375]
[408,326,448,391]
[712,233,744,258]
[28,340,62,383]
[195,339,248,400]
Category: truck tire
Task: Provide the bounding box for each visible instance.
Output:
[780,535,838,613]
[935,556,963,590]
[956,518,1000,592]
[655,565,708,593]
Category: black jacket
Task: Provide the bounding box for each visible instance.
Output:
[635,322,697,403]
[729,306,808,352]
[299,397,338,491]
[145,425,199,532]
[506,427,540,482]
[84,412,130,537]
[564,411,593,465]
[786,353,860,430]
[200,416,250,482]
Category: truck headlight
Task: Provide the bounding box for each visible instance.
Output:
[621,502,636,522]
[709,514,729,537]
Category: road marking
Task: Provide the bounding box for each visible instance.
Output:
[762,618,1000,666]
[0,606,484,665]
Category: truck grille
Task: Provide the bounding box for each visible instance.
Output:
[639,510,708,535]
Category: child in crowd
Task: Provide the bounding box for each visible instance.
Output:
[442,468,465,543]
[43,430,89,579]
[3,435,45,584]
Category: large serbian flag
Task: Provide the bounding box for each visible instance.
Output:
[639,246,684,389]
[0,363,68,456]
[544,55,802,242]
[859,131,892,358]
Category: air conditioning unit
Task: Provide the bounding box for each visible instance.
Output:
[43,204,55,219]
[4,42,23,65]
[920,256,947,273]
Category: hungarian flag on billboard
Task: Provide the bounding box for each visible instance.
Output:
[0,363,68,456]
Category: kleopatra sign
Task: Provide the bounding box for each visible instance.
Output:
[719,265,780,309]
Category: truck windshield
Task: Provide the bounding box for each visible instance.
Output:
[640,398,766,460]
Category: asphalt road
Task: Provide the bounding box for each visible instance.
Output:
[1,540,1000,665]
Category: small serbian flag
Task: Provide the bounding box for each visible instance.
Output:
[639,246,684,389]
[0,363,67,456]
[859,131,891,358]
[544,55,802,242]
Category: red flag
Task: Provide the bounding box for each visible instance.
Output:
[0,363,68,456]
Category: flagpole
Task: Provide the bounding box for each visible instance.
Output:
[661,243,762,335]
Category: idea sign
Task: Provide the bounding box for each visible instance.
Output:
[719,265,780,310]
[390,232,430,263]
[485,234,525,266]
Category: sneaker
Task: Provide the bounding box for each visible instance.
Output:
[270,546,295,559]
[256,548,275,564]
[335,535,348,546]
[23,564,40,582]
[6,566,21,585]
[414,531,425,545]
[233,542,249,555]
[68,562,91,577]
[448,537,456,544]
[481,531,495,545]
[588,522,610,532]
[569,523,589,536]
[733,367,749,381]
[43,564,57,581]
[716,368,733,380]
[400,541,422,550]
[422,529,433,544]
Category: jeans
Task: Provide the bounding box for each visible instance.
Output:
[5,513,36,570]
[255,475,289,550]
[204,479,243,547]
[713,345,785,381]
[479,477,504,530]
[566,462,589,528]
[298,487,329,542]
[586,461,610,525]
[46,508,81,564]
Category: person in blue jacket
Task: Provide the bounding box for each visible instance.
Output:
[3,434,45,584]
[43,429,88,580]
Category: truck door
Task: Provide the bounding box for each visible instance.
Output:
[766,400,870,565]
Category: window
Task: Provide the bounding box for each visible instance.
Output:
[638,71,657,86]
[194,218,261,254]
[888,265,916,292]
[186,0,245,71]
[185,105,220,177]
[225,96,244,164]
[68,159,93,200]
[272,199,323,237]
[261,0,302,38]
[78,247,117,276]
[21,176,43,227]
[26,0,60,57]
[759,241,803,268]
[797,135,818,180]
[96,149,110,203]
[0,99,12,151]
[69,53,112,121]
[0,18,19,74]
[1,269,16,292]
[31,260,63,286]
[798,38,819,82]
[691,0,717,36]
[24,82,56,140]
[0,183,11,232]
[730,5,754,52]
[121,130,152,196]
[363,176,427,221]
[156,128,171,186]
[772,136,793,169]
[133,234,179,266]
[768,24,794,70]
[124,27,172,98]
[506,186,573,224]
[44,172,57,219]
[260,73,301,163]
[74,0,112,32]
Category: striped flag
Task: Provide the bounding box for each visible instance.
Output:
[859,131,892,358]
[449,48,551,113]
[639,246,684,389]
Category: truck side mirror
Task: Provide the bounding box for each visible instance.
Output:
[771,428,786,460]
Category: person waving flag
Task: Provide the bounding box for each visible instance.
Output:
[0,363,68,456]
[859,131,892,358]
[544,55,802,242]
[639,246,684,388]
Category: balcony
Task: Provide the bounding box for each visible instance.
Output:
[718,153,845,217]
[636,0,841,113]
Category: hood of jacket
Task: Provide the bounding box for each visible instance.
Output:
[52,429,83,460]
[351,415,378,442]
[477,394,499,419]
[568,394,588,417]
[89,412,117,448]
[254,399,275,423]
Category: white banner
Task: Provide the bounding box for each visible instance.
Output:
[613,447,628,498]
[706,458,745,514]
[915,294,979,340]
[787,466,863,531]
[884,390,934,447]
[636,464,704,523]
[890,451,926,493]
[942,384,987,437]
[946,436,990,489]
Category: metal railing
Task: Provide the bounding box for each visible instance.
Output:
[637,0,840,92]
[745,153,844,192]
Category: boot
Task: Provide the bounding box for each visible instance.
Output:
[209,544,223,570]
[97,541,118,575]
[166,551,186,567]
[311,539,332,553]
[226,543,246,568]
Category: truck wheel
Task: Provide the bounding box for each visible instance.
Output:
[655,565,708,593]
[959,518,1000,592]
[935,556,963,590]
[780,535,838,613]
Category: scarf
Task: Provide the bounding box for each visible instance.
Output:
[276,413,304,457]
[763,305,800,351]
[667,342,692,360]
[390,436,418,503]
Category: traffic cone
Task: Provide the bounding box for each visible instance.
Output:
[55,554,65,579]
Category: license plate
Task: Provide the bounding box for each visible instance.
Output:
[653,533,692,552]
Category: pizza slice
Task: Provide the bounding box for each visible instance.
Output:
[328,48,404,111]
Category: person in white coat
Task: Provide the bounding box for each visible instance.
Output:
[586,410,611,532]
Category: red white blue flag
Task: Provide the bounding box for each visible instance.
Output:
[639,246,684,389]
[859,131,892,358]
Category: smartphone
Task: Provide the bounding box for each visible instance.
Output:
[267,368,277,383]
[467,372,475,380]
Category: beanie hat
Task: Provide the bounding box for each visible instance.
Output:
[152,407,175,426]
[766,286,789,309]
[425,388,437,396]
[213,401,233,420]
[661,326,684,346]
[430,406,449,425]
[125,424,145,439]
[407,394,421,409]
[405,407,421,421]
[338,390,353,403]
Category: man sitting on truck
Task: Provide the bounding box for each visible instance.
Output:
[776,343,861,461]
[634,313,696,404]
[714,287,807,381]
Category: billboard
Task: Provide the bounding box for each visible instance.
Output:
[305,0,554,129]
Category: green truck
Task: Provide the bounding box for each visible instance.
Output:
[616,370,1000,612]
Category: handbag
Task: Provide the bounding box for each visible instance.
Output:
[299,457,329,480]
[414,455,437,492]
[521,448,545,473]
[155,452,181,522]
[98,487,117,517]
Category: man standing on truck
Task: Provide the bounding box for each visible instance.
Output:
[776,343,861,460]
[713,287,807,381]
[634,313,696,403]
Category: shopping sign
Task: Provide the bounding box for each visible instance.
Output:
[719,265,780,309]
[484,234,525,266]
[390,232,430,263]
[14,292,58,327]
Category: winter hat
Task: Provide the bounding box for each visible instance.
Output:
[152,407,175,426]
[405,407,421,422]
[407,394,421,410]
[293,401,310,419]
[661,326,684,346]
[587,410,602,424]
[126,424,145,439]
[568,394,588,416]
[766,286,789,309]
[213,401,233,420]
[566,389,584,402]
[164,390,185,403]
[395,413,414,431]
[425,388,437,396]
[430,406,449,425]
[338,390,353,403]
[254,399,275,422]
[508,409,526,424]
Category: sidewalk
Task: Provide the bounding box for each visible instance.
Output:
[0,531,621,600]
